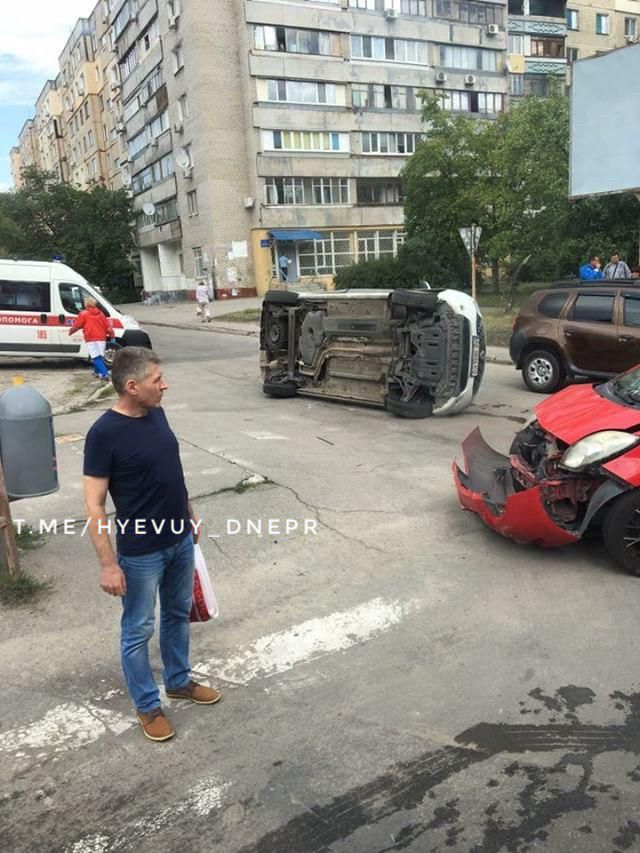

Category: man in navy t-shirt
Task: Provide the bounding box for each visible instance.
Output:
[83,347,221,742]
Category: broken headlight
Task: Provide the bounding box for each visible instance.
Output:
[560,430,640,471]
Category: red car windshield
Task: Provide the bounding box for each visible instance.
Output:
[608,366,640,406]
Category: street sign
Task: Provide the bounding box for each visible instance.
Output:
[260,239,271,247]
[458,225,482,257]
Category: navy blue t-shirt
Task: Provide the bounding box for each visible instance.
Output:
[83,407,190,556]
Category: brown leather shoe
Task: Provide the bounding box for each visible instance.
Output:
[137,708,175,742]
[165,680,221,705]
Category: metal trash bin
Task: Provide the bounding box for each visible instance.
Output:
[0,386,59,500]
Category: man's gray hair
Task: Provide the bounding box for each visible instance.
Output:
[111,347,160,394]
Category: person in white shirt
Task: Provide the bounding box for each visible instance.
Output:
[195,281,211,322]
[603,252,632,280]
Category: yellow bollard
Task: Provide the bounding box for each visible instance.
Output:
[11,376,24,386]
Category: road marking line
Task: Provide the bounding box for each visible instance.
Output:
[0,598,412,759]
[194,596,413,685]
[65,776,230,852]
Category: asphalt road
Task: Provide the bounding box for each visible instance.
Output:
[2,326,640,853]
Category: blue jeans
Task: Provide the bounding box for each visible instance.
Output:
[118,534,194,713]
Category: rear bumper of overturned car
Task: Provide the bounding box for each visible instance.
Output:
[453,427,579,548]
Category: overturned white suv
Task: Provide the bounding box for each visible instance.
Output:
[259,288,486,418]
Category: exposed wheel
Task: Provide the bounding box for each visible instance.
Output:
[522,348,564,394]
[385,385,433,419]
[104,342,121,367]
[602,490,640,576]
[264,290,299,306]
[265,316,288,349]
[391,289,439,311]
[263,379,297,398]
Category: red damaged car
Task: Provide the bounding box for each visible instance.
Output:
[454,365,640,575]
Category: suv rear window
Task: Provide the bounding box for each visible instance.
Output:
[538,291,567,318]
[570,294,614,323]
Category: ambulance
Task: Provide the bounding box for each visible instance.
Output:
[0,259,151,364]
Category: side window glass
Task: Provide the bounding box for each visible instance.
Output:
[0,280,50,312]
[571,294,614,323]
[538,291,567,318]
[59,283,110,316]
[624,297,640,328]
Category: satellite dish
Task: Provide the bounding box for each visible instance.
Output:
[175,148,190,170]
[142,201,156,216]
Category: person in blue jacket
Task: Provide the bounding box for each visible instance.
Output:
[579,255,603,280]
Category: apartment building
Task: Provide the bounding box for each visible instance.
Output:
[32,81,67,182]
[111,0,507,297]
[9,147,22,189]
[14,120,38,185]
[564,0,637,66]
[507,0,567,98]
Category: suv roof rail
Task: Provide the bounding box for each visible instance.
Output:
[549,278,640,289]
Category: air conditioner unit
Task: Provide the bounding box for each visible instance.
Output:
[487,23,500,35]
[626,34,637,43]
[173,121,184,134]
[384,7,399,18]
[116,121,125,133]
[244,196,255,209]
[464,74,476,86]
[168,14,178,28]
[182,166,193,178]
[149,139,159,149]
[435,70,447,84]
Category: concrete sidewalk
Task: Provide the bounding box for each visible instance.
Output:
[118,297,512,364]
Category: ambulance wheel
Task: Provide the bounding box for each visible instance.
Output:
[104,342,121,367]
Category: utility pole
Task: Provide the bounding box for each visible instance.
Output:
[0,460,19,578]
[459,224,482,302]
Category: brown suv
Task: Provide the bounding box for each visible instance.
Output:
[510,280,640,392]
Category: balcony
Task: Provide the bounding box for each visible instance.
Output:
[508,0,565,17]
[524,57,566,75]
[508,17,566,36]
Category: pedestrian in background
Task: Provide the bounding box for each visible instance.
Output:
[579,255,603,281]
[195,280,211,323]
[603,252,632,280]
[83,347,221,742]
[278,253,290,282]
[68,296,113,381]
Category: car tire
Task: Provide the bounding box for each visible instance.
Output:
[265,316,288,349]
[602,490,640,576]
[263,379,297,398]
[385,386,433,419]
[264,290,299,306]
[522,349,564,394]
[391,289,439,311]
[104,342,121,367]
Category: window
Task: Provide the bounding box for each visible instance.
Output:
[87,129,94,148]
[508,35,524,53]
[265,177,305,204]
[356,179,403,205]
[253,25,336,56]
[566,9,579,30]
[624,297,640,327]
[350,35,427,63]
[172,45,184,73]
[311,178,349,204]
[595,13,609,35]
[530,38,564,58]
[177,94,189,120]
[187,190,198,215]
[509,75,524,96]
[571,294,614,323]
[529,77,549,97]
[266,79,337,104]
[539,292,568,318]
[121,45,138,79]
[438,45,499,71]
[436,90,504,114]
[625,18,637,38]
[0,280,50,312]
[193,247,205,277]
[264,130,348,152]
[434,0,504,25]
[566,47,579,63]
[361,131,423,154]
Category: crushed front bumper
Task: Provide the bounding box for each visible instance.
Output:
[453,428,579,548]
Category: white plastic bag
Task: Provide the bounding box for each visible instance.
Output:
[190,544,219,622]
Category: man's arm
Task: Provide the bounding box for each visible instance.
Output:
[84,475,126,596]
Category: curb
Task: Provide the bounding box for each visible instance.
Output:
[142,319,259,337]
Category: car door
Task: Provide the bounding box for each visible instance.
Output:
[0,278,55,355]
[615,292,640,372]
[560,290,619,375]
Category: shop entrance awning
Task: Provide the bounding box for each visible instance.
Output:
[268,229,323,241]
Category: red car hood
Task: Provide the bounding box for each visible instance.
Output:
[535,383,640,444]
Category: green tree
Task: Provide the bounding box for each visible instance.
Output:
[0,168,136,300]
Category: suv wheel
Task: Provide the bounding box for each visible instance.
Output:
[385,385,433,419]
[522,349,564,394]
[602,490,640,576]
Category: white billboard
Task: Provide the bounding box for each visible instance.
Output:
[570,43,640,198]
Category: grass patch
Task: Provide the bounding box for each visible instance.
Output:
[483,312,516,348]
[220,309,261,323]
[0,571,53,607]
[15,525,47,551]
[476,282,546,310]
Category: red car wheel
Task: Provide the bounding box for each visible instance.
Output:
[602,490,640,576]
